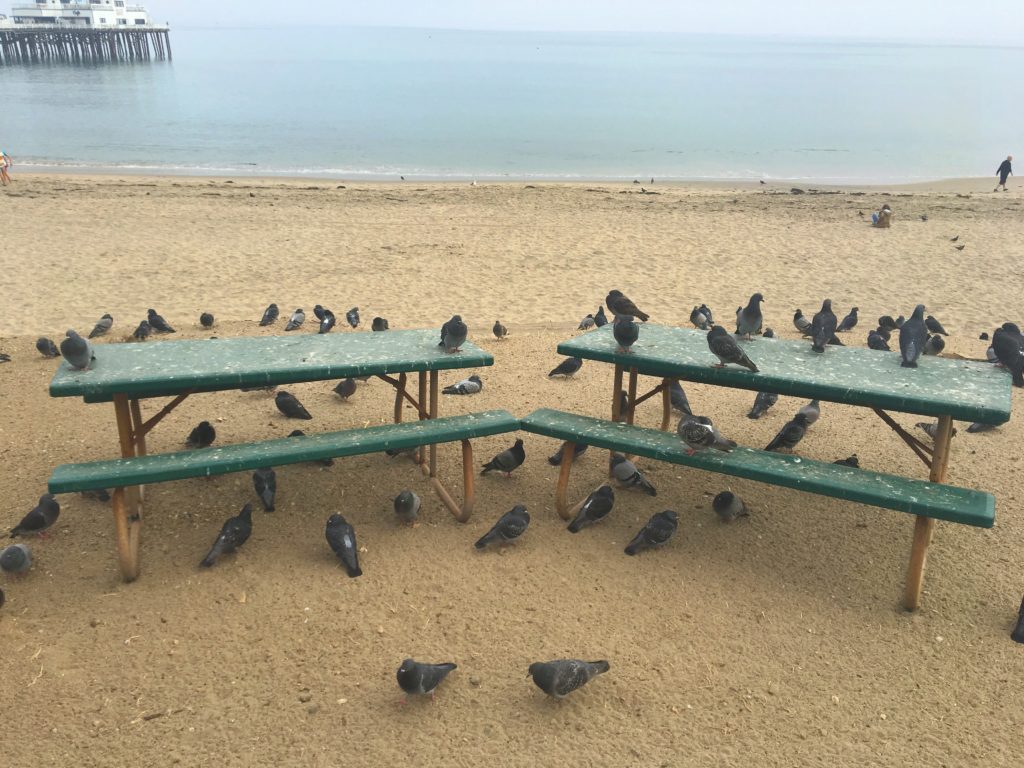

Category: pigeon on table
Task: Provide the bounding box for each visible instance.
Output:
[253,467,277,512]
[867,330,891,351]
[259,303,279,326]
[610,453,657,496]
[276,390,312,419]
[736,293,765,339]
[318,309,336,334]
[474,505,530,549]
[333,378,357,401]
[199,312,215,328]
[793,309,812,336]
[60,330,94,370]
[397,659,457,700]
[594,307,608,327]
[371,317,390,332]
[765,413,810,452]
[625,510,679,555]
[132,320,152,341]
[925,316,949,336]
[810,299,838,353]
[678,414,737,455]
[567,485,614,533]
[612,315,639,353]
[492,320,508,339]
[798,399,821,424]
[747,391,778,419]
[346,307,360,329]
[325,514,362,577]
[186,420,216,448]
[481,439,525,476]
[605,290,650,322]
[874,326,892,342]
[147,308,175,333]
[690,306,710,330]
[577,313,596,331]
[836,306,859,332]
[199,503,253,568]
[288,430,334,466]
[393,490,420,524]
[0,543,31,574]
[916,421,958,440]
[439,315,468,352]
[924,335,945,356]
[442,375,483,395]
[899,305,928,368]
[669,381,693,416]
[10,494,60,538]
[89,313,113,339]
[712,491,749,523]
[548,356,583,378]
[992,327,1024,386]
[547,442,588,466]
[833,454,860,467]
[528,659,610,698]
[706,326,758,372]
[878,315,898,332]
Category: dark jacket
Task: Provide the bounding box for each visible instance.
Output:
[997,159,1012,179]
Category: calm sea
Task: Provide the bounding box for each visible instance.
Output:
[2,27,1021,182]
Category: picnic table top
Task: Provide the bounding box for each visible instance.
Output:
[557,324,1011,424]
[50,329,493,402]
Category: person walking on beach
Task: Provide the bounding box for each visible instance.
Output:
[0,150,11,186]
[995,155,1012,192]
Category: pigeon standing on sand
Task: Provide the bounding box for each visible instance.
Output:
[259,303,279,326]
[132,320,152,341]
[199,503,253,568]
[699,304,715,325]
[706,326,758,372]
[481,439,525,476]
[253,467,277,512]
[475,505,530,549]
[605,290,650,322]
[397,660,457,700]
[528,659,610,698]
[334,378,357,401]
[548,356,583,378]
[712,492,749,523]
[624,510,679,555]
[925,316,949,336]
[736,293,765,339]
[690,306,710,330]
[610,453,657,496]
[200,312,215,329]
[669,381,693,416]
[747,391,778,419]
[833,455,860,467]
[567,486,614,532]
[186,420,216,448]
[967,422,996,433]
[924,335,945,356]
[992,327,1024,386]
[811,299,838,353]
[346,307,360,329]
[318,309,336,334]
[393,490,421,523]
[276,390,312,419]
[765,413,810,452]
[899,305,929,368]
[578,314,596,331]
[313,305,326,322]
[442,375,482,395]
[0,543,32,574]
[793,309,812,335]
[147,309,175,333]
[798,399,821,424]
[836,306,859,332]
[60,330,94,370]
[594,307,609,327]
[0,352,9,363]
[613,315,639,353]
[867,330,891,351]
[89,313,113,339]
[325,514,362,577]
[371,317,390,332]
[10,494,60,538]
[285,308,305,331]
[547,442,588,466]
[678,414,737,455]
[439,315,468,352]
[492,320,508,339]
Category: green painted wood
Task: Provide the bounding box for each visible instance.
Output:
[520,408,994,527]
[48,410,518,493]
[49,329,493,402]
[558,325,1011,424]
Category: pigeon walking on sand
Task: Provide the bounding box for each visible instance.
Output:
[253,467,277,512]
[325,514,362,577]
[439,315,468,353]
[89,313,113,339]
[678,414,737,455]
[318,309,336,334]
[10,494,60,538]
[605,290,650,322]
[285,308,306,331]
[492,320,508,339]
[836,306,859,332]
[393,490,421,524]
[613,315,639,353]
[442,375,482,395]
[333,378,357,401]
[993,326,1024,386]
[924,335,945,356]
[59,330,94,370]
[594,307,609,327]
[474,505,530,549]
[547,442,588,466]
[259,303,279,326]
[736,293,765,339]
[712,491,749,523]
[811,299,838,353]
[186,420,216,448]
[747,391,778,419]
[567,486,614,533]
[548,356,583,378]
[528,659,610,698]
[899,305,929,368]
[833,454,860,467]
[610,453,657,496]
[765,413,810,452]
[147,309,175,333]
[346,307,360,329]
[481,439,525,476]
[199,503,253,568]
[707,326,758,372]
[276,390,312,419]
[625,510,679,555]
[0,543,32,574]
[397,660,457,700]
[132,320,152,341]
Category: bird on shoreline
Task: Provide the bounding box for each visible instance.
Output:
[792,309,812,336]
[548,356,583,378]
[567,486,614,533]
[836,306,859,332]
[259,303,279,326]
[346,307,360,329]
[147,308,175,333]
[200,312,215,329]
[10,494,60,538]
[36,337,60,358]
[481,439,525,477]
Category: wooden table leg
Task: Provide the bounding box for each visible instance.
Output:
[626,369,638,425]
[555,440,576,520]
[430,439,475,522]
[129,397,147,504]
[609,364,623,476]
[394,372,407,424]
[661,378,673,432]
[429,370,439,477]
[112,394,142,582]
[903,414,953,610]
[417,371,428,469]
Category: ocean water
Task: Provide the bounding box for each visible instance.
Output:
[1,26,1021,182]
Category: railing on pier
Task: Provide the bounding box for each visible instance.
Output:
[0,26,172,64]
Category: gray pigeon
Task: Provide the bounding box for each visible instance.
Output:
[925,316,948,336]
[132,320,152,341]
[899,305,928,368]
[867,330,891,351]
[924,335,945,356]
[372,317,390,332]
[259,303,279,326]
[765,413,810,452]
[59,330,94,370]
[810,299,838,353]
[624,510,679,555]
[0,543,31,574]
[967,421,996,433]
[481,439,525,476]
[610,453,657,496]
[186,420,216,448]
[393,490,421,523]
[443,375,483,395]
[334,378,357,401]
[397,659,457,700]
[916,421,958,440]
[276,390,312,419]
[747,391,778,419]
[712,491,749,523]
[707,326,758,372]
[325,514,362,577]
[836,307,859,332]
[147,309,175,333]
[528,659,610,698]
[548,357,583,378]
[613,315,639,353]
[474,505,530,549]
[493,320,508,339]
[567,486,614,532]
[253,467,277,512]
[793,309,812,335]
[10,494,60,538]
[81,488,112,502]
[578,313,596,331]
[199,503,253,568]
[547,442,588,466]
[677,414,737,455]
[874,325,892,342]
[798,399,821,424]
[594,307,608,327]
[439,315,468,352]
[0,353,9,363]
[284,308,305,331]
[690,306,710,330]
[89,313,113,339]
[669,381,692,416]
[346,307,360,329]
[698,304,715,325]
[736,293,765,339]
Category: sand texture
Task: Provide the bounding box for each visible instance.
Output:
[1,176,1023,767]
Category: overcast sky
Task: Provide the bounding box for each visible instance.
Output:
[145,0,1023,44]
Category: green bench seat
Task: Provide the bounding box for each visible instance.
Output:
[519,408,994,528]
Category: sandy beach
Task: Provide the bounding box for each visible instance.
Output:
[1,174,1023,766]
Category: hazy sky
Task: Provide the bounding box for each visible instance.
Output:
[145,0,1023,44]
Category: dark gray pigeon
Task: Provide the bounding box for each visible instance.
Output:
[874,325,892,342]
[678,414,736,455]
[313,305,326,322]
[0,543,31,574]
[798,399,821,424]
[147,308,175,333]
[89,313,113,339]
[878,315,898,332]
[712,492,749,523]
[707,326,758,372]
[836,306,859,332]
[690,306,710,330]
[625,510,679,555]
[610,453,657,496]
[1013,596,1024,644]
[259,303,279,326]
[578,313,596,331]
[10,494,60,538]
[0,353,9,363]
[200,503,253,568]
[253,467,277,512]
[372,317,390,332]
[60,330,94,370]
[285,308,305,331]
[793,309,812,335]
[669,381,692,416]
[276,390,312,419]
[924,335,945,356]
[747,391,778,419]
[132,320,152,341]
[334,378,357,401]
[199,312,215,329]
[967,421,996,433]
[493,320,508,339]
[613,389,630,423]
[439,315,468,352]
[318,309,336,334]
[605,290,650,322]
[765,413,810,452]
[613,315,639,353]
[925,316,948,336]
[762,328,775,338]
[443,375,482,395]
[346,307,360,329]
[288,430,334,466]
[186,420,216,448]
[992,327,1024,386]
[481,439,525,476]
[528,659,610,698]
[548,356,583,378]
[736,293,765,339]
[811,299,838,353]
[867,330,891,351]
[325,514,362,577]
[833,454,860,467]
[547,442,588,466]
[594,307,608,327]
[899,305,928,368]
[567,486,614,532]
[474,505,530,548]
[393,490,421,523]
[397,659,457,699]
[699,303,715,325]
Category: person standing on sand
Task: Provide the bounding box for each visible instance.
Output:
[0,150,11,186]
[995,155,1012,192]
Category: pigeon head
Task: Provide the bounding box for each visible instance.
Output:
[748,293,765,306]
[820,299,832,312]
[850,306,859,313]
[1002,322,1021,335]
[65,329,79,338]
[608,290,623,299]
[794,309,803,318]
[469,375,482,384]
[326,513,347,528]
[398,658,417,675]
[794,413,810,425]
[911,304,926,320]
[661,510,679,524]
[147,308,157,315]
[706,325,728,340]
[289,429,305,437]
[451,314,462,322]
[295,308,304,313]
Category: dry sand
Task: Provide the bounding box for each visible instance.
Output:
[1,175,1023,766]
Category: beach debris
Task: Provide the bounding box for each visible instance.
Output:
[259,303,279,326]
[325,514,362,577]
[474,505,530,549]
[345,307,360,329]
[275,390,312,419]
[712,491,749,523]
[253,467,277,512]
[371,316,390,331]
[899,305,928,368]
[480,439,525,477]
[284,308,305,331]
[811,299,838,354]
[625,510,678,555]
[578,313,596,331]
[867,330,890,350]
[836,307,859,332]
[185,420,216,448]
[393,490,420,524]
[613,315,639,354]
[606,290,650,322]
[833,454,860,467]
[397,659,457,701]
[199,312,215,328]
[766,413,810,453]
[547,442,588,466]
[678,414,736,455]
[707,325,758,371]
[610,453,658,495]
[548,356,583,378]
[89,313,113,339]
[60,329,94,370]
[799,399,821,425]
[528,659,609,698]
[793,309,812,335]
[439,314,467,353]
[442,374,482,395]
[736,293,765,339]
[199,503,253,568]
[594,306,608,327]
[925,315,949,336]
[669,381,692,416]
[132,320,152,341]
[492,320,508,339]
[747,391,778,419]
[36,337,60,358]
[567,486,614,533]
[10,494,60,538]
[0,543,32,574]
[333,378,357,400]
[924,335,945,356]
[147,308,175,333]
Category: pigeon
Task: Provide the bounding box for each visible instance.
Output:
[924,335,945,356]
[605,290,650,322]
[613,389,630,423]
[276,390,312,419]
[980,332,989,341]
[867,330,891,351]
[699,304,715,325]
[325,514,362,577]
[765,413,810,452]
[81,488,112,502]
[706,326,758,372]
[547,442,588,466]
[60,330,94,370]
[1013,596,1024,645]
[921,214,928,222]
[950,235,959,242]
[288,430,333,466]
[712,491,749,523]
[313,305,326,322]
[318,309,336,334]
[762,328,775,338]
[371,317,390,332]
[481,439,525,476]
[333,378,357,400]
[878,315,899,332]
[528,659,610,698]
[143,309,173,334]
[690,306,710,330]
[397,659,457,700]
[916,421,958,440]
[10,494,60,538]
[899,305,928,368]
[966,422,996,433]
[199,503,253,568]
[493,320,508,339]
[567,486,614,532]
[259,303,279,326]
[89,313,113,338]
[747,391,778,419]
[874,326,892,342]
[833,454,860,467]
[132,320,152,341]
[474,505,530,549]
[393,490,421,523]
[439,315,468,353]
[954,244,965,251]
[0,543,31,574]
[798,399,821,424]
[926,316,949,336]
[578,314,596,331]
[594,307,609,327]
[736,293,765,339]
[285,308,306,331]
[253,467,277,512]
[793,309,812,335]
[35,337,59,358]
[624,510,679,555]
[442,375,483,395]
[810,299,838,353]
[987,345,999,364]
[548,356,583,378]
[669,381,692,416]
[895,315,906,327]
[0,586,4,609]
[346,307,360,329]
[677,414,737,455]
[385,445,421,460]
[613,315,639,353]
[836,306,859,332]
[610,453,657,496]
[198,312,215,329]
[0,353,9,363]
[186,420,216,448]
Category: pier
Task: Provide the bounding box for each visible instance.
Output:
[0,25,171,64]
